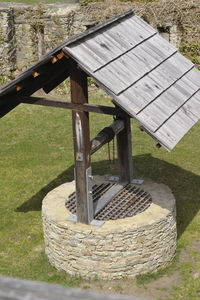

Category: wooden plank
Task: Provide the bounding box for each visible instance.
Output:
[154,97,199,150]
[0,57,53,96]
[0,98,21,118]
[114,52,194,115]
[114,15,156,45]
[93,34,176,95]
[70,60,93,224]
[63,8,135,49]
[183,66,200,88]
[144,34,177,60]
[0,54,68,97]
[182,90,200,119]
[0,276,141,300]
[43,68,69,93]
[17,58,70,96]
[131,15,157,34]
[137,70,200,132]
[117,117,133,183]
[67,41,105,71]
[0,57,70,117]
[148,53,194,92]
[22,96,126,116]
[66,16,156,73]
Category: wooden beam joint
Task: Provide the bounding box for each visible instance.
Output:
[21,96,127,117]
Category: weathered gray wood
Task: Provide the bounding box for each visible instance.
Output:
[131,15,157,34]
[1,8,200,152]
[64,8,135,49]
[70,61,93,224]
[92,34,176,95]
[0,276,148,300]
[22,96,126,116]
[137,69,200,132]
[112,16,155,47]
[154,94,200,150]
[66,15,156,73]
[116,52,193,115]
[183,90,200,119]
[117,117,133,183]
[91,119,125,154]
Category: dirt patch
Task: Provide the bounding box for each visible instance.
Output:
[192,241,200,253]
[80,241,200,300]
[179,248,196,263]
[80,270,180,300]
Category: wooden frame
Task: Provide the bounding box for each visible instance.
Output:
[22,96,126,117]
[69,61,93,224]
[117,116,133,183]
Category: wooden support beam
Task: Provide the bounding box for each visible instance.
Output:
[70,60,93,224]
[21,96,126,116]
[91,119,125,155]
[116,116,133,183]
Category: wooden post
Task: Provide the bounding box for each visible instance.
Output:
[116,116,133,183]
[70,61,93,224]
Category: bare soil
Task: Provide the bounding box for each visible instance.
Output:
[79,241,200,300]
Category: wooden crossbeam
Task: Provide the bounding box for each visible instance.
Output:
[22,96,127,116]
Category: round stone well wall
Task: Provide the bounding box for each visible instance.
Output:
[42,177,177,279]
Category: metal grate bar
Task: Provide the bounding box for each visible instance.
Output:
[66,182,152,221]
[66,182,115,214]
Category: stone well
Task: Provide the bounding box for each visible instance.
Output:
[42,177,177,279]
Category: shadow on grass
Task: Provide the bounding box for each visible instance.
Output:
[16,154,200,239]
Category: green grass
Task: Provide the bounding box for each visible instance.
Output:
[0,0,75,4]
[0,93,200,299]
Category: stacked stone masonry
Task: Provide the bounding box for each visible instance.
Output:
[42,177,177,279]
[0,0,199,78]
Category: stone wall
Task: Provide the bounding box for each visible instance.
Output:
[42,177,177,279]
[0,0,199,78]
[0,6,15,76]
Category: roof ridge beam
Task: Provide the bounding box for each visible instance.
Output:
[64,9,135,48]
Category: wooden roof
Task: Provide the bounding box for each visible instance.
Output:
[1,8,200,151]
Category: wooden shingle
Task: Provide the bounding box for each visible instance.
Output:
[1,8,200,151]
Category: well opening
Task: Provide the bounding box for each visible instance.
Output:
[66,183,152,221]
[42,177,177,280]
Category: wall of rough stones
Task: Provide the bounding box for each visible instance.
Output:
[0,0,199,78]
[42,178,177,279]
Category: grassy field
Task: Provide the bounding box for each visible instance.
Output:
[0,86,200,299]
[0,0,73,4]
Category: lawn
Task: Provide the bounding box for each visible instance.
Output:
[0,85,200,299]
[0,0,75,4]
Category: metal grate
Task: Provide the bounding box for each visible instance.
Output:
[66,182,152,221]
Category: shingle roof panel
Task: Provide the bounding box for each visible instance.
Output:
[66,14,156,72]
[64,11,200,150]
[136,68,200,132]
[1,8,200,151]
[91,34,177,95]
